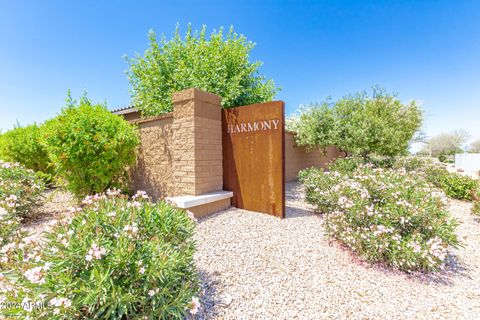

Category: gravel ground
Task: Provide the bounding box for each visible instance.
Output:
[24,185,480,319]
[194,182,480,320]
[22,188,75,239]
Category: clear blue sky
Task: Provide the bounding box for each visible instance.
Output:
[1,0,479,143]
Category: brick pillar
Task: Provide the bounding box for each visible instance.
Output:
[172,88,223,196]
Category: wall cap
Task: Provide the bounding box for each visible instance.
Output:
[172,88,221,105]
[166,190,233,209]
[131,112,173,125]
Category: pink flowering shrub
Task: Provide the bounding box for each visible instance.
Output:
[0,190,199,319]
[0,208,20,249]
[0,161,45,219]
[300,164,459,271]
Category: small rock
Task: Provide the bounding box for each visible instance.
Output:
[216,293,233,307]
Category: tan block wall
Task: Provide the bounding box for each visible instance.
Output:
[171,100,197,195]
[193,101,223,195]
[285,131,345,182]
[129,114,175,199]
[188,198,231,219]
[125,88,224,199]
[172,88,223,196]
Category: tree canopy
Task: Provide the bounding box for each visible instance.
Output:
[470,139,480,153]
[126,25,279,116]
[420,129,471,156]
[287,88,423,157]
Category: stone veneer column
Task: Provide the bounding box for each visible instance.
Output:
[172,88,223,196]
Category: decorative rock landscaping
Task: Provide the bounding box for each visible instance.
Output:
[7,182,480,319]
[194,182,480,319]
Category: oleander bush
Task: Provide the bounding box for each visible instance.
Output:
[0,161,45,219]
[327,156,364,175]
[300,164,459,271]
[0,207,21,249]
[0,190,200,319]
[330,156,480,201]
[391,156,432,172]
[437,172,478,201]
[41,93,139,198]
[423,166,478,201]
[0,124,54,183]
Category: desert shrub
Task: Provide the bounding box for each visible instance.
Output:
[298,168,338,213]
[438,152,447,163]
[0,124,54,182]
[473,184,480,201]
[327,156,396,176]
[423,166,478,201]
[41,93,139,198]
[299,165,459,271]
[0,190,199,319]
[327,156,364,175]
[392,156,432,172]
[0,161,45,219]
[472,201,480,216]
[436,172,477,201]
[126,25,279,116]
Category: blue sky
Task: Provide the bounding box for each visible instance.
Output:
[1,0,479,144]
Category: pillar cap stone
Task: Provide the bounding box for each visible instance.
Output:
[172,88,222,105]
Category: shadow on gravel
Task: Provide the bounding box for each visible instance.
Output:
[285,205,316,219]
[347,248,470,286]
[404,252,471,286]
[194,270,222,320]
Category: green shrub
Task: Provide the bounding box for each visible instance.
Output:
[0,161,45,219]
[300,165,459,271]
[1,190,199,319]
[41,94,139,198]
[327,156,364,175]
[126,25,279,116]
[326,156,395,176]
[0,124,54,182]
[437,173,477,201]
[472,201,480,216]
[438,152,447,163]
[392,156,432,172]
[424,166,478,201]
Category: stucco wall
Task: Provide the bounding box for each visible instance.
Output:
[129,114,175,200]
[285,131,344,182]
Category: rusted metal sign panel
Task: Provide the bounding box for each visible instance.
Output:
[222,101,285,218]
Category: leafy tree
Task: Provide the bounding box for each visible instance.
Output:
[126,25,279,116]
[40,93,139,198]
[287,87,423,157]
[421,129,470,157]
[469,139,480,153]
[286,102,336,149]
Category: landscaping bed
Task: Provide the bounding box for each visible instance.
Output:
[3,182,480,319]
[194,182,480,319]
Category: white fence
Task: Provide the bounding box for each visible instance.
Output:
[455,153,480,172]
